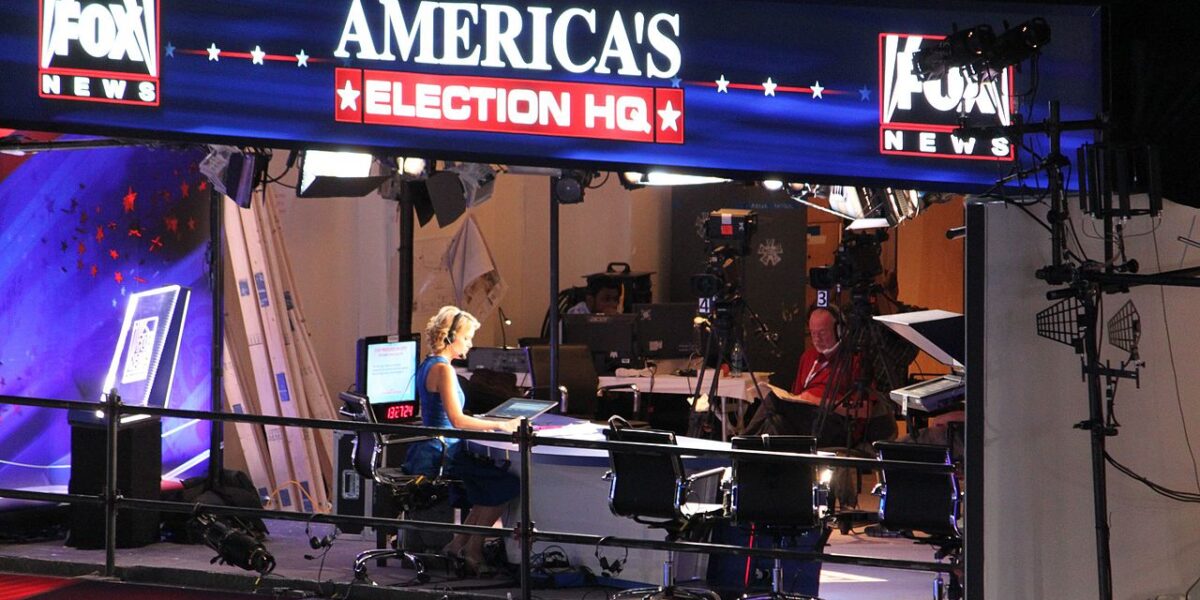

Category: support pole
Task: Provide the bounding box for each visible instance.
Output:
[548,187,560,407]
[209,191,224,487]
[518,418,534,600]
[104,391,120,577]
[397,184,414,336]
[1081,294,1113,600]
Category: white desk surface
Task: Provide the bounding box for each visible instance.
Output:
[458,367,769,402]
[470,419,731,467]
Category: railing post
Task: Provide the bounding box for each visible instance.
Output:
[518,418,534,600]
[104,390,121,577]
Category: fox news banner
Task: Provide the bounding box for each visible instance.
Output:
[1,0,1101,190]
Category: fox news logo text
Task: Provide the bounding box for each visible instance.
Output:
[39,0,160,106]
[879,33,1014,161]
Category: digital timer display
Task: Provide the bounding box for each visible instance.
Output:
[384,403,417,422]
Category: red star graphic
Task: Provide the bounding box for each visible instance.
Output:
[122,187,137,213]
[109,249,119,260]
[114,271,124,284]
[164,215,179,234]
[180,181,190,198]
[77,242,86,255]
[107,221,117,230]
[95,226,104,243]
[187,217,197,231]
[198,180,208,191]
[149,236,163,252]
[128,226,142,238]
[90,264,98,277]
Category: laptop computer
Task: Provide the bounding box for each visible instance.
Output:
[478,398,558,421]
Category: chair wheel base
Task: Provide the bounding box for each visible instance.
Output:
[611,585,721,600]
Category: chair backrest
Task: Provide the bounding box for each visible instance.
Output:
[603,427,684,521]
[874,441,960,538]
[730,435,818,529]
[527,344,600,417]
[338,391,381,481]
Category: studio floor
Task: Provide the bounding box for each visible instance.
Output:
[0,489,946,600]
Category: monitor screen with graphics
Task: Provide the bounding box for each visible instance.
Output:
[356,334,420,423]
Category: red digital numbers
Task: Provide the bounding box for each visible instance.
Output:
[385,404,415,421]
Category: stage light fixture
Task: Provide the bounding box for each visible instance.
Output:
[444,162,498,207]
[914,19,1049,83]
[552,170,593,204]
[913,24,994,82]
[621,171,730,186]
[883,188,922,225]
[760,180,785,191]
[297,150,389,198]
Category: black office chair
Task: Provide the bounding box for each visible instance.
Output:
[729,435,828,600]
[527,344,640,420]
[338,392,460,583]
[873,441,962,600]
[603,424,726,600]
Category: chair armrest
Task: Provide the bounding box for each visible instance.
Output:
[598,383,640,414]
[686,466,729,485]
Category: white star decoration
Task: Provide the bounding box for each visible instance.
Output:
[715,74,730,93]
[763,77,777,97]
[337,80,361,111]
[250,45,266,65]
[295,49,309,67]
[658,100,682,132]
[206,43,220,61]
[811,81,825,99]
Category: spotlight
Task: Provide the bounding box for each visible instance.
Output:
[190,513,275,576]
[444,162,498,208]
[297,150,389,198]
[552,170,591,204]
[989,18,1050,74]
[913,25,994,82]
[760,180,784,191]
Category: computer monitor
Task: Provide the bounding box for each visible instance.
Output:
[633,303,699,359]
[355,334,420,423]
[466,346,531,373]
[561,313,638,374]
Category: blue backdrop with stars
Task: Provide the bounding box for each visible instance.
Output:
[0,142,214,500]
[0,0,1100,191]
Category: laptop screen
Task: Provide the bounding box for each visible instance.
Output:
[484,398,558,420]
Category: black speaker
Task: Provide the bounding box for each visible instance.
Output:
[67,418,162,549]
[333,430,374,535]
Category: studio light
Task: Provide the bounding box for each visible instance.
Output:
[621,171,730,187]
[914,18,1050,83]
[552,170,592,204]
[297,150,389,198]
[190,513,275,576]
[443,162,498,207]
[760,180,785,191]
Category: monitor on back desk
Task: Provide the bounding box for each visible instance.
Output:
[633,302,699,360]
[467,346,531,374]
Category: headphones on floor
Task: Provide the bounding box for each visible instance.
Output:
[444,311,465,345]
[810,304,846,342]
[595,538,628,577]
[304,518,339,560]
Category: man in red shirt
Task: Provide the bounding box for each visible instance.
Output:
[743,305,895,448]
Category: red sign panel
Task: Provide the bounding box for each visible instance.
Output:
[335,68,683,144]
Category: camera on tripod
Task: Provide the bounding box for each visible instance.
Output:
[808,230,886,293]
[690,209,757,319]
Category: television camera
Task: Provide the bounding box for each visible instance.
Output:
[690,209,757,326]
[808,230,886,295]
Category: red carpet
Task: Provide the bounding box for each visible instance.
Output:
[0,574,263,599]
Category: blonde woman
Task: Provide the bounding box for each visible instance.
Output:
[404,306,520,575]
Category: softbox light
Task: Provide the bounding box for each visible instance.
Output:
[405,171,468,228]
[297,150,388,198]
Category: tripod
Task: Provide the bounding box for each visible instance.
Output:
[688,297,775,441]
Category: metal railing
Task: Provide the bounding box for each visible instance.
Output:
[0,392,956,599]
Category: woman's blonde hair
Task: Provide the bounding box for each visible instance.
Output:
[425,306,479,354]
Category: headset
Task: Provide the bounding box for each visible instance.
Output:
[445,311,465,345]
[304,517,339,560]
[594,537,627,577]
[809,304,845,342]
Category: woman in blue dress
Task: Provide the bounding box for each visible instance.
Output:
[406,306,520,574]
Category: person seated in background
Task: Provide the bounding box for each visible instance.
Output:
[405,306,520,575]
[566,275,622,315]
[743,304,896,449]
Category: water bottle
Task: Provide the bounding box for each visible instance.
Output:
[729,342,744,376]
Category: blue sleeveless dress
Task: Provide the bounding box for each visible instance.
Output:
[404,355,519,507]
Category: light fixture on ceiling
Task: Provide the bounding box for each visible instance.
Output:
[296,150,389,198]
[620,171,731,187]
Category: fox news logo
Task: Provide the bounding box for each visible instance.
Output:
[879,33,1014,161]
[39,0,160,106]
